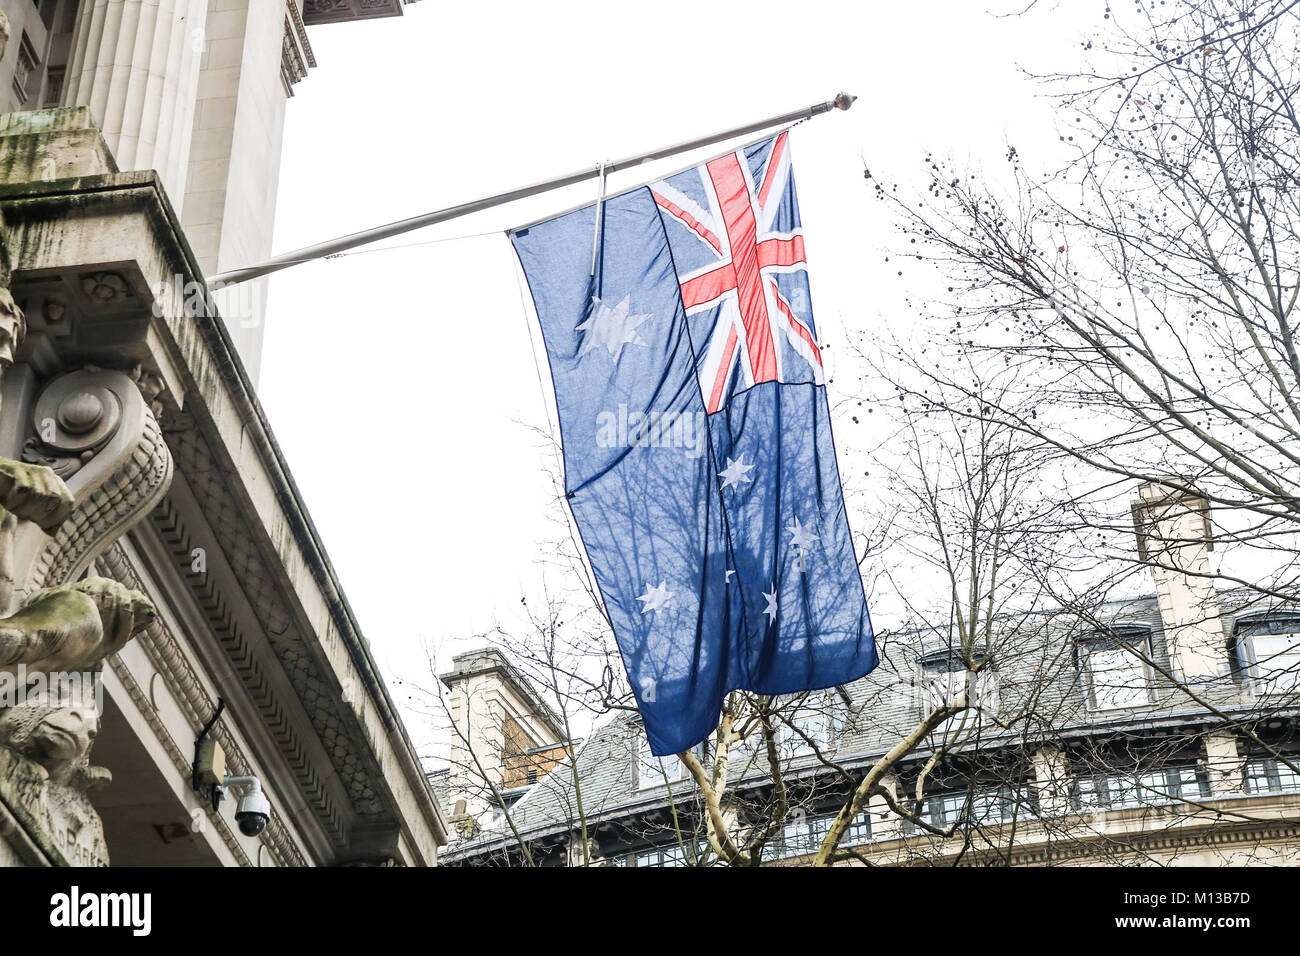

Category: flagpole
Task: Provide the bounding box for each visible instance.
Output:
[207,92,857,287]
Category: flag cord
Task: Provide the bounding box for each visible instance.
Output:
[207,92,857,287]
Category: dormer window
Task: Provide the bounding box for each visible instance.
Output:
[637,734,695,789]
[1079,623,1154,711]
[777,693,841,758]
[1232,612,1300,695]
[918,649,999,716]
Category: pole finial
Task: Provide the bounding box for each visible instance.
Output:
[833,92,858,111]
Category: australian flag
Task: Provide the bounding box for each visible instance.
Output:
[511,133,876,756]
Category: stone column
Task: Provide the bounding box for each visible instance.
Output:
[1204,732,1244,797]
[569,836,602,867]
[869,772,903,842]
[62,0,211,210]
[1032,746,1071,817]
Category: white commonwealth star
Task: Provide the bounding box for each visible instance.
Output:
[718,455,756,491]
[762,587,779,625]
[637,580,674,615]
[576,294,652,360]
[787,516,820,553]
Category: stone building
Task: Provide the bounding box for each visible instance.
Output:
[0,0,421,382]
[438,647,568,836]
[0,0,444,866]
[439,485,1300,866]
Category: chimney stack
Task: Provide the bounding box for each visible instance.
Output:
[1131,480,1228,683]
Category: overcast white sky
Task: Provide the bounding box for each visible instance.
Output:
[257,0,1099,755]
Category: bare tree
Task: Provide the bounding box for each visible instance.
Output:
[429,380,1299,865]
[427,3,1300,864]
[429,393,1150,867]
[874,0,1300,604]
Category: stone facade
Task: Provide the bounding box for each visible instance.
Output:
[439,648,567,833]
[0,0,443,868]
[0,0,419,382]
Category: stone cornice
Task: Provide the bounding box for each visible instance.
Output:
[287,2,317,68]
[144,493,351,850]
[303,1,418,25]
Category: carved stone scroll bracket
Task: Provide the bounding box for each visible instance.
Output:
[12,367,173,598]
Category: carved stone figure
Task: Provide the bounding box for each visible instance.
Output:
[0,685,112,866]
[0,578,154,678]
[0,199,20,369]
[0,287,22,369]
[0,458,76,534]
[0,459,144,866]
[0,213,167,866]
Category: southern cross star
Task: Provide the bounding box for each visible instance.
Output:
[787,516,819,552]
[762,587,779,624]
[577,294,652,360]
[637,580,674,614]
[718,454,756,491]
[787,517,820,573]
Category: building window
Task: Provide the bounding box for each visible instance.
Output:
[42,67,64,109]
[621,839,708,867]
[773,812,832,859]
[904,785,1034,833]
[12,33,39,106]
[636,735,693,789]
[1234,613,1300,695]
[919,649,999,716]
[844,814,871,846]
[1072,765,1207,811]
[1243,757,1300,796]
[777,693,840,759]
[763,811,870,861]
[634,843,689,868]
[1080,625,1154,711]
[917,790,970,829]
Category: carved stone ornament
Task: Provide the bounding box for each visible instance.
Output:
[0,578,156,678]
[79,272,129,306]
[0,202,172,867]
[0,451,161,867]
[0,287,23,370]
[0,684,111,867]
[20,366,174,593]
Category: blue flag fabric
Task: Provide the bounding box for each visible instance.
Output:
[511,133,876,756]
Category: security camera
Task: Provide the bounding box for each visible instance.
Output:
[190,712,272,838]
[224,774,270,837]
